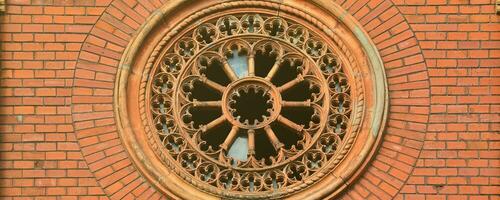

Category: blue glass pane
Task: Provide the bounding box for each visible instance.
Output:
[227,49,248,78]
[227,135,248,162]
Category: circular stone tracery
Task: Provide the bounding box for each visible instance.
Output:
[224,77,281,129]
[148,11,348,194]
[116,1,388,199]
[171,35,333,172]
[229,85,272,125]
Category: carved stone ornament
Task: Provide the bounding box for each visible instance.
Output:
[0,0,5,13]
[115,1,388,199]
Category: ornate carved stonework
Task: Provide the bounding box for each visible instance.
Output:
[0,0,5,13]
[115,1,388,199]
[497,0,500,14]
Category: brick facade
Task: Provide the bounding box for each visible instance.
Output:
[0,0,498,199]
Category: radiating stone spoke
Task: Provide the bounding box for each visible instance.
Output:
[193,100,222,108]
[247,129,255,155]
[199,76,226,93]
[277,75,304,93]
[200,115,227,133]
[263,125,284,150]
[222,59,239,81]
[282,100,311,107]
[264,59,281,81]
[277,115,304,133]
[220,125,240,151]
[248,54,255,76]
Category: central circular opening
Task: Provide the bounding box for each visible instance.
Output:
[229,86,273,126]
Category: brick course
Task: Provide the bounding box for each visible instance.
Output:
[0,0,498,199]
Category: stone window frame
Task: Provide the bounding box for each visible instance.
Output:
[114,1,388,199]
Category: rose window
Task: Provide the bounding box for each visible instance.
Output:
[151,12,350,192]
[116,1,388,199]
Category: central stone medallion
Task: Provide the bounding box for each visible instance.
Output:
[223,77,282,129]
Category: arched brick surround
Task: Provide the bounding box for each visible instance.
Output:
[71,0,429,199]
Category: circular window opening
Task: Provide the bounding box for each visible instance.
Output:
[115,1,388,199]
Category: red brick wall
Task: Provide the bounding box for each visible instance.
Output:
[0,0,498,199]
[393,1,500,199]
